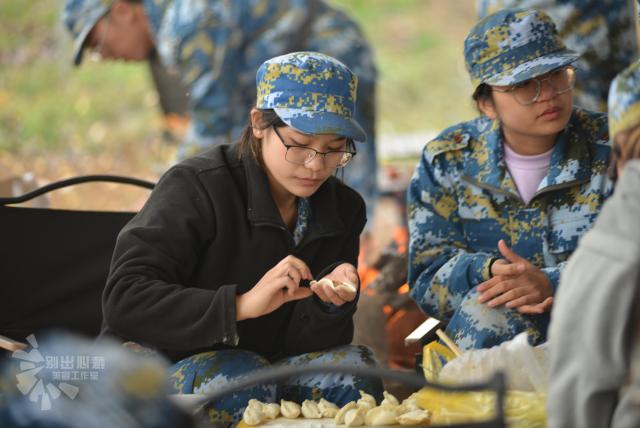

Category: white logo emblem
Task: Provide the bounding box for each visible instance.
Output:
[12,334,79,411]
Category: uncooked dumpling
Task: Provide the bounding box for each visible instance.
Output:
[396,409,432,425]
[334,401,357,424]
[380,391,400,407]
[335,281,357,293]
[247,399,264,411]
[344,407,366,427]
[242,406,264,426]
[301,399,322,419]
[397,396,420,414]
[318,398,339,418]
[262,403,280,419]
[356,390,376,410]
[280,399,301,419]
[365,405,398,426]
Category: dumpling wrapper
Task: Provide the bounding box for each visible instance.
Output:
[334,401,357,424]
[365,406,398,426]
[280,399,301,419]
[334,281,357,294]
[356,390,377,410]
[310,278,357,294]
[247,399,264,411]
[262,403,280,419]
[381,391,400,407]
[301,399,322,419]
[242,406,264,426]
[344,407,366,427]
[396,409,432,426]
[318,398,339,418]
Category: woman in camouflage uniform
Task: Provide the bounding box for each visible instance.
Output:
[408,8,613,350]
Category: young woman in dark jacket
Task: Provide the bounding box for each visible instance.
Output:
[101,52,382,425]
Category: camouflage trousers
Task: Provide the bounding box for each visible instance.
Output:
[168,344,383,426]
[445,288,550,350]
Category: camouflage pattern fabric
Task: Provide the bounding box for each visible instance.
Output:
[63,0,378,220]
[407,108,613,350]
[256,52,365,142]
[144,0,378,213]
[465,8,580,87]
[609,59,640,140]
[168,345,382,426]
[476,0,639,112]
[0,332,188,428]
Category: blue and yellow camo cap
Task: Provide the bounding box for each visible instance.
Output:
[62,0,114,66]
[609,60,640,141]
[256,52,366,142]
[464,8,580,87]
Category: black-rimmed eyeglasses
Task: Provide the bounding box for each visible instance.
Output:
[272,127,355,168]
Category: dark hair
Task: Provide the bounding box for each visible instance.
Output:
[238,109,286,164]
[238,109,357,165]
[472,83,493,114]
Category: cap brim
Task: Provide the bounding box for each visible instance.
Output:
[273,107,367,142]
[71,7,108,66]
[485,49,581,86]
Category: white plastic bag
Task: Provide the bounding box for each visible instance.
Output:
[438,332,548,392]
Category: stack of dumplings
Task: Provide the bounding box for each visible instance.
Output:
[242,390,431,426]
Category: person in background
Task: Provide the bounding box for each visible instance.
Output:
[99,52,382,426]
[61,0,378,225]
[477,0,639,112]
[548,59,640,428]
[407,8,613,350]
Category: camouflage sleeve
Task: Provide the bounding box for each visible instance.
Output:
[541,263,567,294]
[172,21,237,146]
[407,151,494,321]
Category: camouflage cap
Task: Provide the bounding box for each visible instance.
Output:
[256,52,366,142]
[62,0,114,66]
[609,60,640,141]
[464,8,580,87]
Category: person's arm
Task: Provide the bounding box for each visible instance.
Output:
[102,167,238,351]
[407,149,494,321]
[548,162,640,428]
[161,13,237,147]
[282,196,366,355]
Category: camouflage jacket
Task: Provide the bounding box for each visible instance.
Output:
[408,107,612,321]
[143,0,376,151]
[476,0,639,112]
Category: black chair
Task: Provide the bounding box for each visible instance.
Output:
[0,175,154,342]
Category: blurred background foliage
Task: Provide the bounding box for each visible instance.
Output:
[0,0,476,209]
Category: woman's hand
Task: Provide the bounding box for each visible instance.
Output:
[310,263,359,307]
[236,255,313,320]
[477,240,554,314]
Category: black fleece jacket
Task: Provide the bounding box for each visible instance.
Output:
[100,144,366,363]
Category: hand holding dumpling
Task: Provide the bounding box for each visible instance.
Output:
[310,263,359,306]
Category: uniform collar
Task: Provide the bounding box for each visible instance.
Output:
[242,153,344,236]
[464,108,592,193]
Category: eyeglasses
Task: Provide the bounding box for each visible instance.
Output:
[272,127,355,168]
[87,15,111,62]
[492,66,576,105]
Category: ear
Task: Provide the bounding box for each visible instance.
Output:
[478,95,498,120]
[250,108,265,138]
